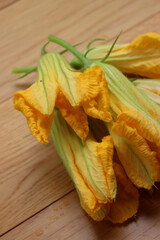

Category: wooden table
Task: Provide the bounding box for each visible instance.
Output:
[0,0,160,239]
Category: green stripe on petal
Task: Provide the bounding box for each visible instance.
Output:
[51,110,116,211]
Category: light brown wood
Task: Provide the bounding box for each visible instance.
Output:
[0,99,74,234]
[1,0,160,101]
[1,188,160,240]
[1,0,160,238]
[0,0,18,10]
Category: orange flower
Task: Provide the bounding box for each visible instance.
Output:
[80,163,139,223]
[87,32,160,78]
[99,63,160,189]
[51,109,139,223]
[51,109,116,213]
[14,53,112,143]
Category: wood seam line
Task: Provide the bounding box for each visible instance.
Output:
[122,9,160,36]
[0,188,75,238]
[1,8,160,94]
[104,8,160,44]
[0,0,21,11]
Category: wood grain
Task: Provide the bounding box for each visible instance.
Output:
[0,0,19,10]
[1,0,160,238]
[0,99,74,235]
[1,187,160,240]
[1,0,160,101]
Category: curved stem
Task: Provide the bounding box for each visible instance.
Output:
[48,35,89,66]
[86,38,105,50]
[12,66,37,81]
[41,41,50,55]
[12,66,37,74]
[60,41,83,55]
[101,31,122,62]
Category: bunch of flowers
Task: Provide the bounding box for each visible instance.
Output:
[13,32,160,223]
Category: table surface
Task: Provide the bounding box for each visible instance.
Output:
[1,0,160,239]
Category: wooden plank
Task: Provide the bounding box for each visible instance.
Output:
[113,9,160,43]
[1,187,160,240]
[1,0,160,236]
[0,98,74,235]
[1,0,160,101]
[0,0,19,11]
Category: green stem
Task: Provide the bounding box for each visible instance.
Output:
[48,35,89,67]
[86,38,105,50]
[101,31,122,62]
[41,41,50,55]
[12,66,37,74]
[60,41,83,55]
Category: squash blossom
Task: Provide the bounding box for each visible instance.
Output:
[14,53,112,143]
[51,109,139,223]
[13,33,160,223]
[97,63,160,189]
[85,32,160,78]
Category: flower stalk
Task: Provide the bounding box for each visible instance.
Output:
[48,35,90,68]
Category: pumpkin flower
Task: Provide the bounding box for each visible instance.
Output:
[51,109,139,223]
[13,34,159,224]
[51,109,116,211]
[86,32,160,78]
[83,163,139,223]
[14,51,112,144]
[98,63,160,189]
[133,79,160,105]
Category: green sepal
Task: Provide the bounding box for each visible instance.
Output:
[100,31,122,62]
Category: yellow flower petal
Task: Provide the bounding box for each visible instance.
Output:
[100,64,160,188]
[51,110,97,211]
[80,163,139,223]
[14,55,113,143]
[112,32,160,78]
[110,116,160,189]
[56,90,89,140]
[106,163,139,223]
[51,110,116,212]
[101,63,160,143]
[133,79,160,105]
[14,57,58,143]
[96,135,116,200]
[55,63,112,133]
[77,66,100,103]
[133,79,160,96]
[100,63,160,130]
[80,66,112,122]
[14,92,54,143]
[80,195,110,221]
[88,32,160,78]
[50,55,99,107]
[70,134,115,204]
[118,109,160,146]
